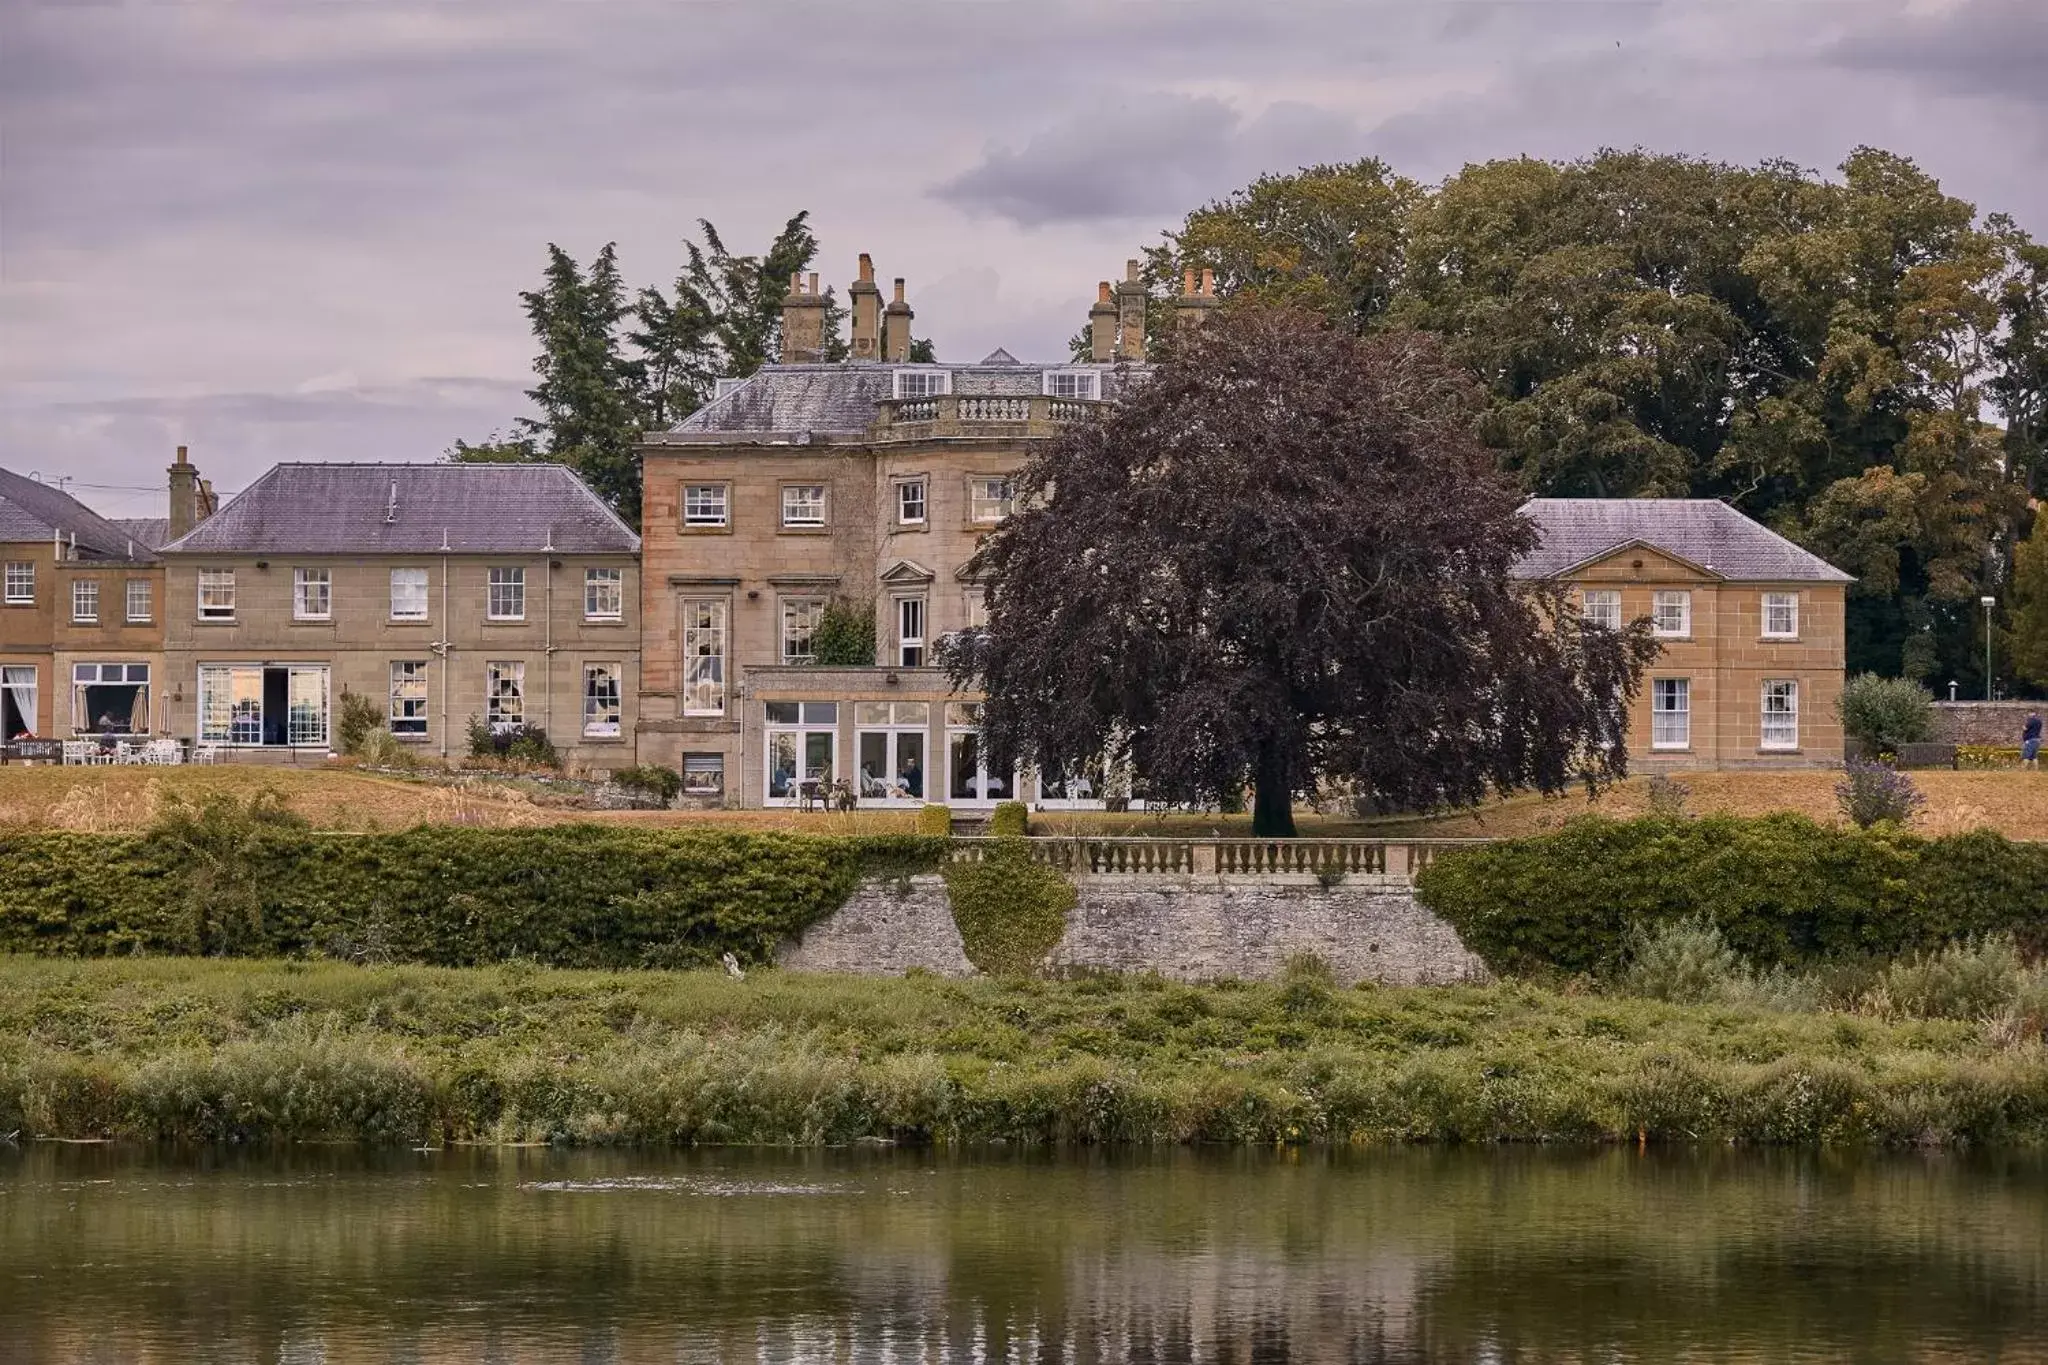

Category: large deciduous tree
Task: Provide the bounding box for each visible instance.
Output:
[944,305,1658,837]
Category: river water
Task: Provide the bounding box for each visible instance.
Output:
[1,1145,2042,1363]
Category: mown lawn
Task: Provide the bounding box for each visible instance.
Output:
[4,956,2043,1148]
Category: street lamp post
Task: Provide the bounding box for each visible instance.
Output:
[1982,595,1997,702]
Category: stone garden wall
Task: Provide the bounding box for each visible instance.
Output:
[778,872,1487,985]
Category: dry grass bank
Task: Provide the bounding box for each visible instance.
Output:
[4,763,2042,839]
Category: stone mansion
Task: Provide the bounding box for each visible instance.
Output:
[4,257,1851,801]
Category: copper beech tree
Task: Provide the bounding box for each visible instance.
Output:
[943,305,1659,837]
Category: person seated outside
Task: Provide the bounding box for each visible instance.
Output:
[95,713,121,754]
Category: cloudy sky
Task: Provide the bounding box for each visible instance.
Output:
[4,0,2044,519]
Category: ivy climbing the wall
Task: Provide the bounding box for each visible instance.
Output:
[941,838,1074,977]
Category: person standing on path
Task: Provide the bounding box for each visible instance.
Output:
[2024,711,2043,770]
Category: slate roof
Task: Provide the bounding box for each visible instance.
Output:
[0,467,154,561]
[113,518,171,552]
[1514,498,1852,583]
[660,360,1141,441]
[162,463,639,555]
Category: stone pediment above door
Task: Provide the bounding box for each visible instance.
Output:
[880,558,936,586]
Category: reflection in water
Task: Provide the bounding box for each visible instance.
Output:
[0,1145,2042,1363]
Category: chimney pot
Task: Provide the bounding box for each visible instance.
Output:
[1201,267,1216,297]
[175,445,189,467]
[850,254,884,360]
[1183,267,1197,296]
[807,272,819,295]
[1126,259,1141,282]
[882,277,914,362]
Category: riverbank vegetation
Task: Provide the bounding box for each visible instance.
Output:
[4,954,2045,1148]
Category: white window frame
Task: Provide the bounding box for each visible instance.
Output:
[682,598,727,717]
[70,662,150,735]
[896,478,927,526]
[763,701,839,806]
[486,660,525,730]
[1761,679,1799,750]
[968,477,1013,525]
[781,485,828,528]
[197,569,235,621]
[197,663,327,747]
[487,567,526,622]
[71,578,99,624]
[897,595,926,668]
[3,562,33,605]
[781,597,825,664]
[584,567,624,622]
[390,567,429,622]
[1651,678,1691,750]
[1580,588,1621,631]
[1762,592,1799,640]
[1042,368,1101,401]
[2,665,37,739]
[713,377,748,401]
[1651,590,1691,639]
[292,567,331,622]
[854,700,931,805]
[964,587,988,632]
[389,660,429,737]
[892,368,951,399]
[125,579,152,623]
[582,662,623,738]
[683,483,729,528]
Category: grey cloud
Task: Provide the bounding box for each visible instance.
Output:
[1,379,531,514]
[1831,0,2048,106]
[5,2,2046,497]
[931,94,1363,226]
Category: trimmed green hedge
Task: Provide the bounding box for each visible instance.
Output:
[1414,814,2048,977]
[0,826,947,969]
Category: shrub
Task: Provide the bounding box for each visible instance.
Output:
[357,728,421,771]
[1836,758,1924,828]
[989,801,1029,838]
[1644,773,1690,818]
[1957,745,2021,770]
[916,803,953,836]
[1836,673,1934,756]
[1867,936,2024,1021]
[0,823,947,969]
[335,689,383,756]
[1414,813,2048,978]
[1620,917,1740,1004]
[465,715,561,769]
[810,597,877,666]
[942,840,1075,977]
[613,765,682,806]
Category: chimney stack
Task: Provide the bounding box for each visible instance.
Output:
[849,253,883,361]
[1175,264,1220,332]
[882,277,914,363]
[1115,258,1148,361]
[780,272,829,364]
[167,445,200,541]
[1088,282,1118,363]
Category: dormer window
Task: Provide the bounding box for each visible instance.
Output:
[893,368,951,400]
[1043,369,1101,401]
[713,377,748,401]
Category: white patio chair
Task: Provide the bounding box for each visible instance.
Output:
[192,743,218,765]
[62,739,91,766]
